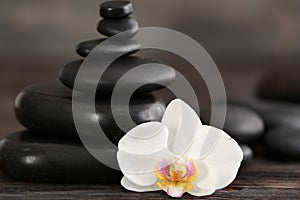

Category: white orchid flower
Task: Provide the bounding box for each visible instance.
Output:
[117,99,243,198]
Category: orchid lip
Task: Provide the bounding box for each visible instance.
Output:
[155,157,198,197]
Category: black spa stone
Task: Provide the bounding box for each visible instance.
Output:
[231,98,300,130]
[0,131,122,183]
[100,1,133,19]
[14,81,166,144]
[97,17,138,37]
[59,56,176,94]
[76,38,140,57]
[264,127,300,160]
[201,105,264,144]
[240,144,253,162]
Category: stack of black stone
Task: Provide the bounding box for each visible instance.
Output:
[0,1,176,183]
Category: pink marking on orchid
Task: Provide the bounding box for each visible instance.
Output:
[155,158,198,198]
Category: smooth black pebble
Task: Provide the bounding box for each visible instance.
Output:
[100,1,133,19]
[0,131,122,183]
[240,144,253,162]
[257,66,300,103]
[76,38,140,57]
[201,105,264,144]
[231,98,300,130]
[14,81,166,144]
[59,56,176,94]
[97,17,138,37]
[264,127,300,160]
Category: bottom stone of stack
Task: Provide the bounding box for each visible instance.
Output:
[0,131,122,183]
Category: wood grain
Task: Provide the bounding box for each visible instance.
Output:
[0,158,299,199]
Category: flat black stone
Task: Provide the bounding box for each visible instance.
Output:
[0,131,122,183]
[257,66,300,102]
[100,1,133,19]
[59,56,176,94]
[14,81,166,144]
[76,38,140,57]
[201,104,264,144]
[240,144,253,162]
[97,17,138,37]
[264,127,300,160]
[231,98,300,130]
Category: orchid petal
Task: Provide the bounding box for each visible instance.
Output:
[188,186,215,197]
[117,149,174,186]
[181,160,217,196]
[184,125,222,158]
[202,126,243,189]
[118,122,173,187]
[161,99,202,155]
[118,122,168,155]
[194,161,218,190]
[121,177,160,192]
[117,151,157,186]
[206,163,241,190]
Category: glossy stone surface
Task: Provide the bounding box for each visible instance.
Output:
[240,144,253,162]
[201,104,264,144]
[100,1,133,19]
[97,17,138,37]
[231,98,300,130]
[0,131,122,183]
[59,56,176,94]
[257,66,300,102]
[264,127,300,160]
[76,38,140,57]
[14,81,166,144]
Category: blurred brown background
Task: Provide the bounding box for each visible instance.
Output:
[1,0,300,137]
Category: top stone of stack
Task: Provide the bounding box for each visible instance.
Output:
[97,0,138,37]
[100,1,133,19]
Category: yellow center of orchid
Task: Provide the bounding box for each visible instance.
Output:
[155,158,198,198]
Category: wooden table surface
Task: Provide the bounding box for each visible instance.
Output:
[0,158,299,200]
[1,62,300,199]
